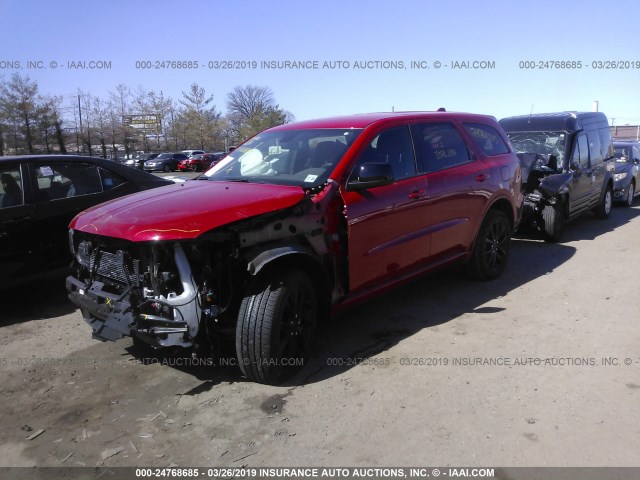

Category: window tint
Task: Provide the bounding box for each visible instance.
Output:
[587,131,603,164]
[464,123,510,156]
[573,134,589,169]
[634,146,640,162]
[354,126,417,180]
[0,166,24,208]
[410,122,471,172]
[35,163,103,201]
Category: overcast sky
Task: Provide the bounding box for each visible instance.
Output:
[1,0,639,125]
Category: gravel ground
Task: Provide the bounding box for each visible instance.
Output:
[1,204,639,470]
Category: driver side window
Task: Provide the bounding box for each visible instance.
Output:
[572,134,589,169]
[353,126,417,180]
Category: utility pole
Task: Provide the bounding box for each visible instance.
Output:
[78,94,83,153]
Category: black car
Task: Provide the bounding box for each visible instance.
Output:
[0,155,173,289]
[500,112,615,242]
[612,140,640,207]
[143,153,188,172]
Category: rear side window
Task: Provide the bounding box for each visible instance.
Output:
[35,163,103,200]
[410,123,471,172]
[464,123,510,156]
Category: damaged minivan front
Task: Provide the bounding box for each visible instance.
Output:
[500,112,615,242]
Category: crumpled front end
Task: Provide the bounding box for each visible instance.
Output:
[65,182,344,352]
[66,233,201,347]
[517,153,570,232]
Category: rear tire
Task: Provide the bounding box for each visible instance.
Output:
[542,201,565,242]
[236,269,317,385]
[467,210,511,280]
[594,185,613,219]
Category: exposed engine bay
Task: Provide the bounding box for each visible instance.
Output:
[66,183,345,352]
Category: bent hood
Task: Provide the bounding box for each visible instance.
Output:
[70,180,306,242]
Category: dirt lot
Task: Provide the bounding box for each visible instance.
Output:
[1,205,639,470]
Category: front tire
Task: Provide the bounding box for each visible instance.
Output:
[624,182,635,207]
[467,210,511,280]
[542,201,565,242]
[236,269,317,385]
[163,164,171,173]
[594,185,613,218]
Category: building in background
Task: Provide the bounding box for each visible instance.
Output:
[611,125,640,141]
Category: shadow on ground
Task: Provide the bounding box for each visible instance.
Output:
[6,204,638,390]
[0,278,73,326]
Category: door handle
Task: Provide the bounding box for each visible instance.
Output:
[408,189,426,199]
[475,173,490,182]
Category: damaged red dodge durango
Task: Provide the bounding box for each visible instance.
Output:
[66,111,522,384]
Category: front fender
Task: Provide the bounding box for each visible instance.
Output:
[538,172,572,198]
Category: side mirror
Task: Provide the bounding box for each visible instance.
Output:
[634,158,640,165]
[347,163,394,191]
[569,160,580,171]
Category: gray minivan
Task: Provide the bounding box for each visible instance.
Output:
[500,112,615,241]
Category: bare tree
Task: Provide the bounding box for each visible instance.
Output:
[225,85,293,143]
[109,84,134,157]
[148,90,174,152]
[226,85,275,119]
[176,83,220,150]
[78,89,94,155]
[49,95,67,153]
[0,79,294,157]
[0,73,41,153]
[90,95,111,158]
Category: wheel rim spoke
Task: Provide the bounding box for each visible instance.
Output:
[484,220,508,270]
[279,286,311,358]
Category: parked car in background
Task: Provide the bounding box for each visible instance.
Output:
[124,152,159,169]
[500,111,615,242]
[0,155,173,290]
[181,149,205,158]
[66,111,522,384]
[612,140,640,206]
[177,152,226,172]
[144,152,188,172]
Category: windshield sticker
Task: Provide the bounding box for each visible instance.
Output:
[39,166,54,177]
[304,174,318,183]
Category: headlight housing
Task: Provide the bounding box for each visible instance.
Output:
[614,172,628,181]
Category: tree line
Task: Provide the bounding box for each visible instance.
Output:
[0,73,293,158]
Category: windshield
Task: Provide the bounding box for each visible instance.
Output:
[507,131,566,157]
[156,153,173,159]
[204,128,362,187]
[614,147,631,163]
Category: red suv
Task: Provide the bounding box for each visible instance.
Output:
[66,111,522,384]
